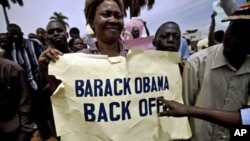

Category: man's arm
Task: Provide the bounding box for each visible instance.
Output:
[208,11,216,47]
[158,98,242,127]
[38,47,63,92]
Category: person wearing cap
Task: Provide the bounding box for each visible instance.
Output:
[182,2,250,141]
[153,21,185,74]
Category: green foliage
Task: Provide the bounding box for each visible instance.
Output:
[50,12,69,29]
[0,0,23,8]
[123,0,155,18]
[0,0,24,25]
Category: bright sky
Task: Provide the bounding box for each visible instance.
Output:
[0,0,246,38]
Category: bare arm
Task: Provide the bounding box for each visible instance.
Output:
[158,98,241,127]
[187,104,241,127]
[208,11,216,47]
[38,47,63,92]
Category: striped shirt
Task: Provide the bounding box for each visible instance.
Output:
[78,40,128,57]
[11,39,44,91]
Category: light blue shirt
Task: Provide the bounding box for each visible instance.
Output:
[178,38,190,60]
[241,108,250,125]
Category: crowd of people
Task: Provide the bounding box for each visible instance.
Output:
[1,0,250,141]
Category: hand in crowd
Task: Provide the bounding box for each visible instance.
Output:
[211,11,217,18]
[38,47,63,65]
[157,97,189,117]
[46,136,58,141]
[31,130,58,141]
[38,46,63,92]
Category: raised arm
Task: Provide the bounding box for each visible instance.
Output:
[208,11,216,47]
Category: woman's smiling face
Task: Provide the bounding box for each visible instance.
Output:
[91,0,124,43]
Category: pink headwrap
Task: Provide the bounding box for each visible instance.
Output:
[123,17,144,40]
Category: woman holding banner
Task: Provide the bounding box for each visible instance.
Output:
[39,0,129,91]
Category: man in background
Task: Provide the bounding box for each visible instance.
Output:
[0,58,34,141]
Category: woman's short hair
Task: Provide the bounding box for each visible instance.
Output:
[84,0,124,25]
[68,37,83,47]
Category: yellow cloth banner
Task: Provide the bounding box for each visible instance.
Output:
[49,49,191,141]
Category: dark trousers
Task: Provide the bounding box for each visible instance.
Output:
[0,131,18,141]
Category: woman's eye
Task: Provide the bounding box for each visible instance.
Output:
[101,12,111,18]
[115,14,122,19]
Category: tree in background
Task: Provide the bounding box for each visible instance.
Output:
[0,0,23,25]
[50,12,69,29]
[123,0,155,18]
